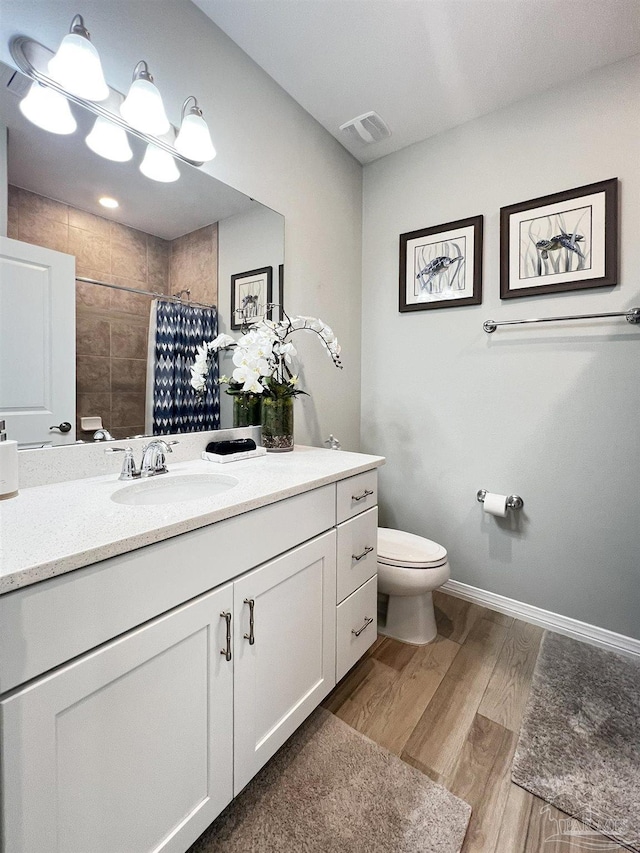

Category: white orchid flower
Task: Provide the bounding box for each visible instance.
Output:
[232,364,263,393]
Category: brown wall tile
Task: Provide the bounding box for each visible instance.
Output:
[111,222,147,281]
[18,187,69,225]
[148,235,170,293]
[19,212,69,254]
[76,356,111,392]
[69,226,111,276]
[68,208,112,240]
[77,315,111,357]
[111,319,149,359]
[77,392,111,429]
[110,279,153,316]
[112,358,147,392]
[112,391,145,428]
[76,281,111,310]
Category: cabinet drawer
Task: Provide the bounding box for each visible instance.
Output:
[336,507,378,604]
[336,469,378,523]
[336,575,377,682]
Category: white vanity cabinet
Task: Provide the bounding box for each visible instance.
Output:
[1,583,235,853]
[0,463,379,853]
[334,471,379,680]
[233,530,336,794]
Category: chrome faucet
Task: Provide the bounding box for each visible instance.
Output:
[106,439,178,480]
[140,439,177,477]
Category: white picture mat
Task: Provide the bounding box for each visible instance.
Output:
[405,224,475,303]
[509,191,606,289]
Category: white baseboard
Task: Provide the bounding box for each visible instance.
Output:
[441,579,640,659]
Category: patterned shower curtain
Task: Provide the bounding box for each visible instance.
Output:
[151,300,220,435]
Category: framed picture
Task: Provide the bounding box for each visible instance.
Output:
[230,266,273,330]
[399,215,483,312]
[500,178,618,299]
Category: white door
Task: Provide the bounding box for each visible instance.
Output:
[1,583,234,853]
[0,237,76,447]
[233,531,337,794]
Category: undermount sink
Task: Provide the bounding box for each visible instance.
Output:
[111,473,239,506]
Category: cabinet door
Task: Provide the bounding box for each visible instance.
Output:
[1,584,234,853]
[233,530,336,794]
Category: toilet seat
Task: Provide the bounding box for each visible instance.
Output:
[378,527,448,569]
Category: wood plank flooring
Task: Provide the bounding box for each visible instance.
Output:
[322,590,627,853]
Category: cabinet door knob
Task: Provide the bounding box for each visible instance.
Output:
[49,421,72,433]
[352,616,374,637]
[220,611,232,661]
[352,545,374,562]
[352,488,373,502]
[243,598,255,645]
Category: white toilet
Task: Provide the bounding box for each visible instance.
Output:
[377,527,450,645]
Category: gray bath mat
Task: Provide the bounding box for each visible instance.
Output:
[189,707,471,853]
[512,631,640,851]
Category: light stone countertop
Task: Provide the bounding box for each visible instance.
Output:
[0,446,384,595]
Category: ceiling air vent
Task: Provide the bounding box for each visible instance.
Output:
[339,111,391,144]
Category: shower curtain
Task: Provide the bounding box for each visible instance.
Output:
[145,300,220,435]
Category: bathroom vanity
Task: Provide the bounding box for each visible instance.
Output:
[0,446,382,853]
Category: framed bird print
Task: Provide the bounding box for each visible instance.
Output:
[500,178,618,299]
[399,215,483,312]
[230,266,273,330]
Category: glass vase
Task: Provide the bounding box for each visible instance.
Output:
[261,396,294,452]
[232,393,262,428]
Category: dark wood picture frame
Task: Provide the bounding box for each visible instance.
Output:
[230,266,273,330]
[500,178,618,299]
[399,215,483,313]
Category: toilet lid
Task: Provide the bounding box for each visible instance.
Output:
[377,528,447,568]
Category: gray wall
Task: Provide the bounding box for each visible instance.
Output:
[0,0,363,449]
[361,56,640,639]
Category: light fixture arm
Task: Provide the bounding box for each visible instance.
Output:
[9,35,205,167]
[132,60,154,83]
[69,14,91,39]
[181,95,203,119]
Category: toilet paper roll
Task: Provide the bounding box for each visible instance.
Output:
[483,492,508,517]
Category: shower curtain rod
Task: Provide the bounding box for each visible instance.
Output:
[75,276,215,311]
[483,307,640,334]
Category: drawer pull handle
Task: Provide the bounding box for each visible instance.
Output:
[352,488,374,502]
[220,611,232,661]
[352,616,374,637]
[353,545,374,562]
[244,598,255,645]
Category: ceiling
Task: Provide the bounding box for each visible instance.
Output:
[194,0,640,164]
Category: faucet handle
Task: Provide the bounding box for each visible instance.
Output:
[105,446,140,480]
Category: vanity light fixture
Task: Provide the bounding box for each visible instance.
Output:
[47,15,109,102]
[139,143,180,183]
[120,61,170,136]
[86,116,133,162]
[19,81,77,135]
[174,96,216,162]
[10,21,216,185]
[98,196,119,209]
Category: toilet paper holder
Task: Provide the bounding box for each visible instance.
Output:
[477,489,524,511]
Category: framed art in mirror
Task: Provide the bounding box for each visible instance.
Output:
[399,215,483,312]
[500,178,618,299]
[230,266,273,330]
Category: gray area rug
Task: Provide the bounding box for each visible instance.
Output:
[512,631,640,852]
[189,707,471,853]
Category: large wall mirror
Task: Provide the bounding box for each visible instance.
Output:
[0,61,284,448]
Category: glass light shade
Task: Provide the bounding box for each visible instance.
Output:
[48,33,109,102]
[85,117,133,162]
[19,82,77,135]
[175,112,216,161]
[120,79,170,135]
[139,144,180,183]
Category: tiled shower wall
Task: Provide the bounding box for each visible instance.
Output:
[7,186,218,440]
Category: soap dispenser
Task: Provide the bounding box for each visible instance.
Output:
[0,420,18,500]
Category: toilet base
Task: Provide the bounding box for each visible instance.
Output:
[379,590,437,645]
